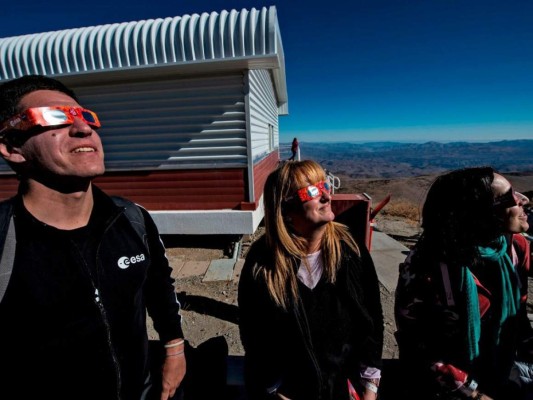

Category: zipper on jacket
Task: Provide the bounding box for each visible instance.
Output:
[71,207,125,400]
[94,209,126,400]
[70,236,123,400]
[94,287,122,400]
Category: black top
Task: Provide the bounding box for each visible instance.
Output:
[239,236,383,400]
[0,188,183,400]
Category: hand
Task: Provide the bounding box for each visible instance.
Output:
[472,392,493,400]
[276,394,291,400]
[160,353,186,400]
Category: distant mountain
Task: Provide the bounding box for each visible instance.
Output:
[285,140,533,178]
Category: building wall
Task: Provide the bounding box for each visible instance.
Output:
[93,169,246,210]
[252,151,279,205]
[0,176,18,200]
[0,6,287,235]
[0,169,247,210]
[0,72,249,174]
[0,70,279,216]
[248,69,279,162]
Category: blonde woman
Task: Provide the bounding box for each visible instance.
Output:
[238,160,384,400]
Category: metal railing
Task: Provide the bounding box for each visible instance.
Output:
[326,170,341,195]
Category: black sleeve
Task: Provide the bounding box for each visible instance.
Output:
[141,207,184,342]
[238,241,285,399]
[360,244,385,366]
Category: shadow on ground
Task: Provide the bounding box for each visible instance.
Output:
[177,292,239,324]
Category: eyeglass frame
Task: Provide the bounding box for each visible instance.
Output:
[284,180,332,203]
[0,106,101,136]
[493,186,529,209]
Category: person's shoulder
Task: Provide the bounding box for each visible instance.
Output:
[513,233,528,246]
[242,235,272,274]
[0,197,16,213]
[512,233,530,257]
[108,194,137,208]
[101,191,145,215]
[513,233,529,251]
[0,197,16,237]
[246,235,268,261]
[238,237,269,291]
[396,245,435,279]
[339,236,368,259]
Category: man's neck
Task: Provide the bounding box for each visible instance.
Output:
[22,180,94,230]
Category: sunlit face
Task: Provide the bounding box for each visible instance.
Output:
[287,180,335,235]
[492,173,529,234]
[6,90,105,180]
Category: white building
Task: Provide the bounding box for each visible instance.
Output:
[0,6,288,235]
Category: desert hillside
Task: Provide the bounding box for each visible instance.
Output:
[334,171,533,224]
[295,140,533,178]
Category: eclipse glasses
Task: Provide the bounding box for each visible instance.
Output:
[0,106,101,135]
[493,187,529,209]
[286,180,332,203]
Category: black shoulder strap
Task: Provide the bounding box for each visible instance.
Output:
[111,196,147,245]
[0,199,16,304]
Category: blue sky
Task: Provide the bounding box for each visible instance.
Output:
[2,0,533,143]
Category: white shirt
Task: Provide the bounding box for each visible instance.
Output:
[297,250,323,289]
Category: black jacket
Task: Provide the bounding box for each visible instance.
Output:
[0,186,183,400]
[238,236,383,400]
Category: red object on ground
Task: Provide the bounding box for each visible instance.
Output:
[370,194,391,220]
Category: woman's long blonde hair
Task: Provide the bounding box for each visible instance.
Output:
[258,160,360,309]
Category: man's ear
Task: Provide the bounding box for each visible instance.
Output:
[0,141,27,164]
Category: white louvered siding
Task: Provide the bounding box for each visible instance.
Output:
[248,69,279,162]
[0,73,247,174]
[0,6,287,109]
[80,74,247,170]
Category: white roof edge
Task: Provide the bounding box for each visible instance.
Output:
[0,6,287,105]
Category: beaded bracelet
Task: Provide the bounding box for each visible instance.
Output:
[474,392,484,400]
[164,339,184,349]
[459,379,478,397]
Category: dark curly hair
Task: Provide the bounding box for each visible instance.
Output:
[416,166,499,267]
[0,75,78,178]
[0,74,77,123]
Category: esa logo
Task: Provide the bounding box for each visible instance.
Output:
[117,254,146,269]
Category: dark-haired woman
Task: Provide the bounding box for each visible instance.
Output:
[395,167,532,400]
[238,160,384,400]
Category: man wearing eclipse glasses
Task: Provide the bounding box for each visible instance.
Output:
[0,75,185,400]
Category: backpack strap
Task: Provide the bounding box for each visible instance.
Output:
[0,199,15,303]
[439,262,456,306]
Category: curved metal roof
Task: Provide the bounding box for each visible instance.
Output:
[0,6,287,106]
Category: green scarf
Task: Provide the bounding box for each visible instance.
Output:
[460,265,481,361]
[461,235,521,362]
